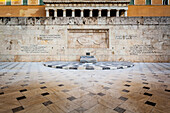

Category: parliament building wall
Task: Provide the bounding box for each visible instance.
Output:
[0,17,169,62]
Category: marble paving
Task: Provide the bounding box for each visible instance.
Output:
[0,62,170,113]
[44,61,134,70]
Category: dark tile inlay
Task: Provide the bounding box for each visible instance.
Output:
[165,89,170,92]
[58,84,64,87]
[108,82,113,85]
[16,96,26,100]
[41,92,50,96]
[21,84,28,87]
[103,87,110,90]
[142,79,147,81]
[124,84,131,87]
[126,80,131,83]
[143,86,150,89]
[75,107,87,112]
[62,89,69,92]
[114,106,126,113]
[40,86,47,89]
[12,106,24,113]
[40,82,45,84]
[144,92,152,96]
[142,82,148,85]
[19,89,27,92]
[88,92,96,96]
[119,96,128,101]
[122,89,130,93]
[145,101,156,106]
[0,92,4,95]
[80,87,86,90]
[1,86,9,89]
[158,80,164,83]
[42,101,53,106]
[67,96,77,101]
[97,92,106,96]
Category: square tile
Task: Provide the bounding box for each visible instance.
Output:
[103,87,110,90]
[62,89,69,92]
[143,86,150,89]
[41,92,50,96]
[119,96,128,101]
[145,101,156,106]
[12,106,24,113]
[124,84,131,87]
[165,89,170,92]
[114,106,126,113]
[144,92,152,96]
[67,96,77,101]
[122,89,130,93]
[43,101,53,106]
[19,89,27,92]
[16,96,26,101]
[58,84,64,87]
[40,86,47,89]
[0,92,4,95]
[97,92,105,96]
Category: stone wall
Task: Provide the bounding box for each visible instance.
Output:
[0,17,169,62]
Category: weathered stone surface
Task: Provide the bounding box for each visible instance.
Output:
[0,17,169,62]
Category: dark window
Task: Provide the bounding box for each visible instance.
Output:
[119,10,125,17]
[146,0,151,5]
[101,10,107,17]
[23,0,27,5]
[6,1,11,5]
[39,0,44,5]
[75,10,81,17]
[84,10,90,17]
[57,9,63,17]
[110,10,116,17]
[66,9,72,17]
[163,0,168,5]
[129,0,134,5]
[49,9,54,17]
[93,10,99,17]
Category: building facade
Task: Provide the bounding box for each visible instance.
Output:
[44,0,129,18]
[128,0,170,16]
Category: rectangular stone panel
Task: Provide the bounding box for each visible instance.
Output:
[68,29,109,48]
[0,0,5,5]
[12,0,22,5]
[28,0,38,5]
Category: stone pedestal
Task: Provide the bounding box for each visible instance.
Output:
[80,56,97,63]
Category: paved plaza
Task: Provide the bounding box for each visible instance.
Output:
[0,62,170,113]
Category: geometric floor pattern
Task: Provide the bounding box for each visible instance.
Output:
[0,62,170,113]
[44,61,134,70]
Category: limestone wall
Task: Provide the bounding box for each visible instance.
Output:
[0,17,169,62]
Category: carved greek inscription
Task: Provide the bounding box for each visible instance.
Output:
[38,35,61,41]
[21,45,48,53]
[130,45,158,55]
[115,35,137,40]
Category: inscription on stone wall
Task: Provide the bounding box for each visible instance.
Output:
[115,35,137,40]
[38,35,61,41]
[129,45,161,55]
[21,45,48,53]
